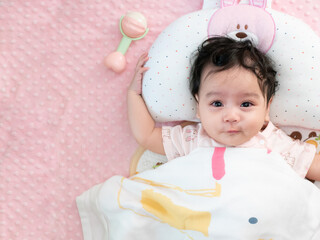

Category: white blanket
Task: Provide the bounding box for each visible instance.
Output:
[76,147,320,240]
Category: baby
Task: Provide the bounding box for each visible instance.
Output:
[127,36,320,181]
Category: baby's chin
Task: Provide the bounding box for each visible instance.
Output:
[214,136,251,147]
[222,143,243,147]
[205,129,253,147]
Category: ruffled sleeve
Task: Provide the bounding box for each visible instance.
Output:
[162,124,201,161]
[266,124,317,178]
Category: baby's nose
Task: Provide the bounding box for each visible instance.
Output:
[223,110,240,123]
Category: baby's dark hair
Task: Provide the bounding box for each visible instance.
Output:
[190,36,278,104]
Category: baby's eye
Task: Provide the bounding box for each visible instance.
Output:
[211,101,223,107]
[241,102,253,107]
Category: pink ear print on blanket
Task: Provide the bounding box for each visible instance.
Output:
[208,0,275,53]
[211,147,226,180]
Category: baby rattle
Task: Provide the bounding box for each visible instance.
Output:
[105,12,149,73]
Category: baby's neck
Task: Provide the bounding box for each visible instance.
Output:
[261,121,270,131]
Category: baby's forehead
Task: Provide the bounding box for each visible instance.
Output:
[200,64,257,83]
[199,65,267,98]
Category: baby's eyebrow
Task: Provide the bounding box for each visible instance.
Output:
[205,91,222,98]
[204,92,261,99]
[241,93,260,99]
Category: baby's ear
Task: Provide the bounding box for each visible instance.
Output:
[264,115,270,123]
[265,97,273,121]
[195,95,200,119]
[267,97,273,108]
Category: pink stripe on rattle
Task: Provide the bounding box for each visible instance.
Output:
[211,147,226,180]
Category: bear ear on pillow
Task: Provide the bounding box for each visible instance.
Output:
[142,0,320,132]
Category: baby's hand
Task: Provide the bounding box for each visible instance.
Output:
[128,53,149,95]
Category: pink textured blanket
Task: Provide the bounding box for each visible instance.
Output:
[0,0,319,239]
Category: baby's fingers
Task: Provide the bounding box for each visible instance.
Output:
[132,66,149,84]
[138,66,150,74]
[136,53,149,68]
[136,66,149,80]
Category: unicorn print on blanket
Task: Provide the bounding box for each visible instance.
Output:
[77,148,320,239]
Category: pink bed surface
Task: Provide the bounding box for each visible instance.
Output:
[0,0,319,239]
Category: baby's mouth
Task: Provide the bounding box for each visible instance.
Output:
[226,130,240,134]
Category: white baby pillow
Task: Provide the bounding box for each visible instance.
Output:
[142,0,320,131]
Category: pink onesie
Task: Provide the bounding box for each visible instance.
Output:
[162,121,316,178]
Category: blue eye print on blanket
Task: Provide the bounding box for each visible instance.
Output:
[249,217,258,224]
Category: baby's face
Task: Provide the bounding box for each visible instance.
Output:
[196,65,270,147]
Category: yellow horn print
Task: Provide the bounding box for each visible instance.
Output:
[306,139,318,148]
[141,189,211,237]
